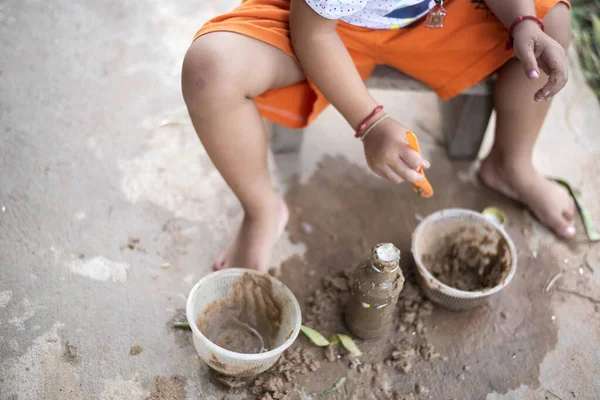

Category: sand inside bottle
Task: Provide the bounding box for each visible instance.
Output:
[345,243,405,339]
[197,273,282,354]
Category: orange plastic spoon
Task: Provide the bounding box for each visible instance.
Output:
[406,131,434,198]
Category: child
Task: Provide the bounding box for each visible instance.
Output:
[182,0,574,272]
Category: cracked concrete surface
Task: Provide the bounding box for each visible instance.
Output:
[1,0,599,399]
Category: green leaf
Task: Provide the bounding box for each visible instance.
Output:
[591,14,600,48]
[172,322,191,329]
[328,334,340,346]
[321,377,346,397]
[337,334,362,357]
[300,325,330,346]
[554,179,600,241]
[589,51,600,73]
[580,31,600,74]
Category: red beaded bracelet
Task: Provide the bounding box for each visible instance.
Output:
[354,105,384,138]
[506,15,545,50]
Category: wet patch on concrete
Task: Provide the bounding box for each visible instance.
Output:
[0,323,85,399]
[276,155,559,398]
[161,219,193,262]
[6,297,38,330]
[117,122,239,223]
[100,374,147,400]
[0,290,12,308]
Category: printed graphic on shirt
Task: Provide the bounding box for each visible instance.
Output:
[384,0,432,19]
[305,0,436,30]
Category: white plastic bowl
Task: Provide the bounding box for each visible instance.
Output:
[411,209,517,310]
[186,268,301,377]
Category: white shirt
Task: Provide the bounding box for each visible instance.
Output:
[305,0,437,29]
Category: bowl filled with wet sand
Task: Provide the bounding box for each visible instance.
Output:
[186,268,301,377]
[412,209,517,310]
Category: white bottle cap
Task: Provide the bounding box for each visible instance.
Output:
[374,243,400,263]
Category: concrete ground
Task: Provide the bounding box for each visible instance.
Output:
[1,0,599,399]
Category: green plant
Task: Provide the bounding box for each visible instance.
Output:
[571,0,600,97]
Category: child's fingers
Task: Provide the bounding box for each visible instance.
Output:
[514,39,540,80]
[401,145,424,171]
[535,51,567,101]
[389,160,424,184]
[534,72,565,101]
[378,165,404,184]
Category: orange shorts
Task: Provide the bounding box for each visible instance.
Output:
[195,0,568,129]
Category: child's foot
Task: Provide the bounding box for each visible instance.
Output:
[479,157,576,239]
[214,197,289,272]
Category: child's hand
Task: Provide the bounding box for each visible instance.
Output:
[362,118,430,184]
[512,20,568,102]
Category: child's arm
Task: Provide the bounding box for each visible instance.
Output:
[290,0,427,184]
[290,0,376,130]
[484,0,568,101]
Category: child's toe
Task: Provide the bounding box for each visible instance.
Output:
[213,259,227,271]
[550,209,576,238]
[560,224,576,238]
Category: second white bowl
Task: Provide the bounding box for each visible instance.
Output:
[186,268,302,377]
[411,209,517,310]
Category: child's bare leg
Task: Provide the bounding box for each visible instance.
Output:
[182,33,304,271]
[480,3,576,238]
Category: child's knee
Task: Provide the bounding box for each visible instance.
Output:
[544,2,571,50]
[181,36,240,108]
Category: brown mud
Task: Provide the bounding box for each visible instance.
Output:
[120,236,146,252]
[210,155,561,399]
[62,342,78,364]
[130,344,143,356]
[424,231,511,291]
[279,156,559,399]
[197,273,282,354]
[148,376,186,400]
[212,346,321,399]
